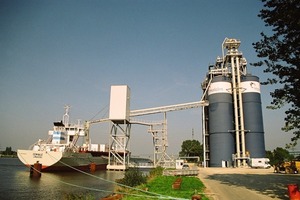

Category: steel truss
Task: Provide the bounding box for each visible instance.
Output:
[107,121,131,170]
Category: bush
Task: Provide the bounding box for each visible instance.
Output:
[149,166,164,178]
[117,167,147,187]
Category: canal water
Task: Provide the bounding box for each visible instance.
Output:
[0,158,125,200]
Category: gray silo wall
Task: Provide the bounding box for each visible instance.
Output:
[242,75,266,158]
[208,76,235,167]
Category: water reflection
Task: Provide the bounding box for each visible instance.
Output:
[0,159,124,200]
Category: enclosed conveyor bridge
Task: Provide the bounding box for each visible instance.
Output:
[85,94,208,170]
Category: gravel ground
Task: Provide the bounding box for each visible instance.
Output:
[197,167,300,200]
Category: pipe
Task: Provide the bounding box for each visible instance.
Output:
[236,57,246,166]
[202,106,206,168]
[222,38,229,69]
[231,55,240,167]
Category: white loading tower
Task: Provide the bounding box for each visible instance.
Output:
[107,85,131,170]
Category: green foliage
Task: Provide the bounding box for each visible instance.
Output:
[149,166,164,178]
[0,147,17,157]
[118,166,208,200]
[265,147,294,165]
[252,0,300,145]
[63,192,95,200]
[146,176,206,198]
[179,140,203,161]
[117,167,147,187]
[4,147,12,155]
[265,150,273,163]
[122,176,208,200]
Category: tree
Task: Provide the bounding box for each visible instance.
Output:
[266,147,294,166]
[4,147,12,155]
[252,0,300,146]
[179,140,203,161]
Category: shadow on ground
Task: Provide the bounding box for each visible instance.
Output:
[206,173,300,199]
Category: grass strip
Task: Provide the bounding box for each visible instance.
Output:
[120,176,208,200]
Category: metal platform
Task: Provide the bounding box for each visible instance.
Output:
[163,169,199,176]
[107,165,128,171]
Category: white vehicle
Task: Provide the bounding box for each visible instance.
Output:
[249,158,271,169]
[182,164,190,170]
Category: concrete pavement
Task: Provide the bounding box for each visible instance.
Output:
[197,167,294,200]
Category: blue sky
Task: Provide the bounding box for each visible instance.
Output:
[0,0,297,156]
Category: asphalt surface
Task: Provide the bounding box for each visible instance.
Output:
[197,167,300,200]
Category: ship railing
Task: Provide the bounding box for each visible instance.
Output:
[28,139,47,150]
[29,142,70,152]
[29,142,38,150]
[65,145,79,153]
[29,135,53,149]
[45,135,52,144]
[65,122,85,130]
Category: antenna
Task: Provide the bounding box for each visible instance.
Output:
[63,105,70,126]
[192,128,194,140]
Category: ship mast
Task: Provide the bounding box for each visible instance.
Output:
[63,105,70,126]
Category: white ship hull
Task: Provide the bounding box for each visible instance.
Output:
[17,149,108,171]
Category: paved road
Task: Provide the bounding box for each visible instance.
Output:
[197,167,300,200]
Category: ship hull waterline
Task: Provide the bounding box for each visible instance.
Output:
[17,150,108,172]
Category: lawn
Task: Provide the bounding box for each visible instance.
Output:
[120,175,208,200]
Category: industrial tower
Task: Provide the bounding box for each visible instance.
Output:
[202,38,266,167]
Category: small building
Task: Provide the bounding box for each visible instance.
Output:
[175,159,184,169]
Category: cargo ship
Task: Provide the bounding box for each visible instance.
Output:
[17,106,108,172]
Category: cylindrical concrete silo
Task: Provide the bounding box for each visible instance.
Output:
[241,75,265,158]
[208,76,235,167]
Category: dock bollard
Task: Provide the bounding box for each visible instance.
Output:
[30,161,42,178]
[287,184,300,200]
